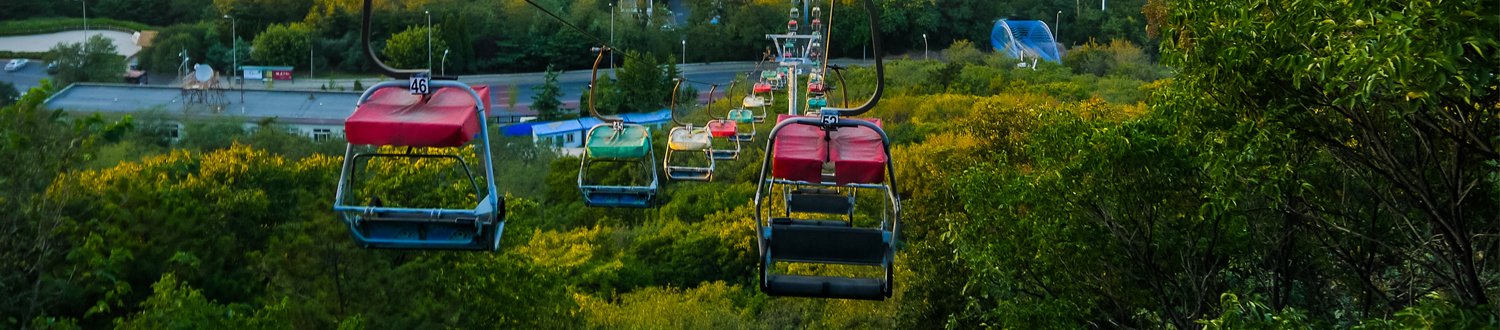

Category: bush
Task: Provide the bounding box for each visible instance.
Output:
[1062,40,1163,81]
[0,17,153,36]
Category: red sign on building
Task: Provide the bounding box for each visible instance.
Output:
[272,70,293,81]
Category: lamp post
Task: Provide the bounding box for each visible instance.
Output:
[922,33,928,60]
[681,39,686,65]
[425,10,432,72]
[309,35,314,79]
[224,15,241,104]
[77,0,88,52]
[609,2,616,69]
[1055,11,1062,45]
[441,48,449,76]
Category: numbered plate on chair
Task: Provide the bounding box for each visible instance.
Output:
[819,109,839,126]
[409,73,431,95]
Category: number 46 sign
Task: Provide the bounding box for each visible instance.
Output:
[409,73,431,95]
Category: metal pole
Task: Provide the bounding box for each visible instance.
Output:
[426,10,432,72]
[786,63,796,115]
[610,2,615,69]
[1056,11,1062,46]
[681,39,686,65]
[226,15,241,104]
[441,48,449,75]
[1101,0,1105,11]
[309,35,314,79]
[78,0,88,52]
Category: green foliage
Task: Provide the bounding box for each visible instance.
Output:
[250,23,311,67]
[533,64,567,121]
[942,39,985,65]
[0,17,155,36]
[0,81,17,108]
[1062,39,1162,81]
[1159,0,1499,316]
[114,273,272,329]
[46,34,127,86]
[380,25,446,70]
[612,50,673,114]
[1354,293,1500,329]
[1198,293,1315,330]
[578,282,755,329]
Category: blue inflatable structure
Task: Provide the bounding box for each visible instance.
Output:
[991,20,1061,63]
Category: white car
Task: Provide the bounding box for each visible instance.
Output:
[4,59,28,72]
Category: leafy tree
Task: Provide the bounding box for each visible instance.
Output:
[1158,0,1499,311]
[381,25,447,70]
[613,50,667,114]
[250,23,311,67]
[0,80,131,328]
[46,35,127,86]
[532,64,566,121]
[0,81,17,108]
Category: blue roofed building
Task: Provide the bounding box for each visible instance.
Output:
[525,109,673,151]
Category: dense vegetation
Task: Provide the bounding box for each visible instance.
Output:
[1,0,1496,329]
[7,0,1155,75]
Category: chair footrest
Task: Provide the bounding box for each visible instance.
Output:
[771,217,849,227]
[582,190,655,208]
[769,225,887,265]
[709,150,738,160]
[787,190,852,215]
[667,167,713,181]
[764,275,885,300]
[351,220,499,251]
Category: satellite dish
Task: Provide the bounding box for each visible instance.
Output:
[194,64,214,82]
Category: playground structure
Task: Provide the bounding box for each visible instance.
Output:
[991,19,1062,64]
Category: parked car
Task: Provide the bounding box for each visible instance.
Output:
[47,61,58,74]
[4,59,28,72]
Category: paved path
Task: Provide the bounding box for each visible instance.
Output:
[0,30,141,57]
[1,59,48,93]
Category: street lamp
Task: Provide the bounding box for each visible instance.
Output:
[922,33,928,60]
[441,48,450,76]
[681,39,686,65]
[309,35,314,79]
[224,14,241,104]
[1055,11,1062,45]
[425,10,432,72]
[77,0,87,52]
[609,2,616,69]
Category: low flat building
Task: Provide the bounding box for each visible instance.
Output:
[44,83,533,142]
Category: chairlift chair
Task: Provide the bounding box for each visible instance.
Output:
[333,0,504,251]
[664,79,715,181]
[713,81,756,143]
[578,47,659,208]
[705,90,742,160]
[754,0,899,300]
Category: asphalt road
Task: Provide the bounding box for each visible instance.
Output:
[0,59,47,94]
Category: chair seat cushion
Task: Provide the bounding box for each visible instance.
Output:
[830,118,886,184]
[743,95,768,107]
[771,115,887,184]
[753,83,772,94]
[345,85,491,147]
[771,115,827,182]
[808,98,828,108]
[586,124,651,158]
[707,120,738,138]
[668,126,711,151]
[728,109,756,123]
